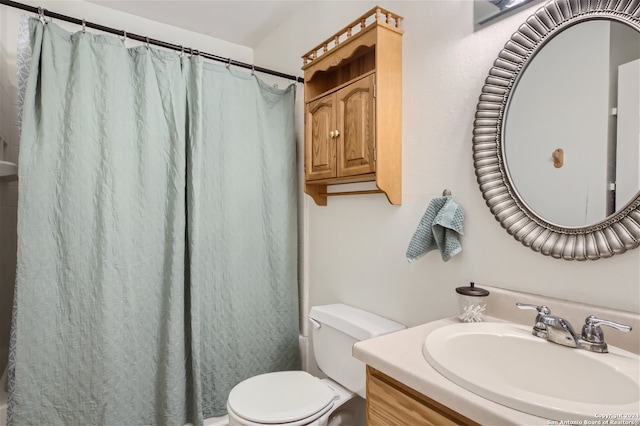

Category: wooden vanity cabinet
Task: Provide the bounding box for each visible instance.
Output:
[302,6,403,206]
[366,366,480,426]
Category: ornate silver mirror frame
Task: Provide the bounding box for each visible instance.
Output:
[473,0,640,260]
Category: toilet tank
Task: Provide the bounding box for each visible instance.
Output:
[309,304,405,398]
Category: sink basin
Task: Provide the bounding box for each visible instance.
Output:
[423,322,640,421]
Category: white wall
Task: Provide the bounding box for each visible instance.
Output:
[254,0,640,332]
[0,0,253,372]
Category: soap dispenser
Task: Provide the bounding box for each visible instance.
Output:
[455,282,490,322]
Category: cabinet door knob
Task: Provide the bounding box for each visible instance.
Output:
[329,130,336,138]
[333,130,340,138]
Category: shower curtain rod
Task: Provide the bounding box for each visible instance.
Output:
[0,0,305,83]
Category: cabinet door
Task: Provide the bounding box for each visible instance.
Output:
[367,367,480,426]
[305,93,337,181]
[336,74,376,178]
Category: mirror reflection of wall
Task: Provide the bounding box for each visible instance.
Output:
[614,23,640,214]
[504,20,640,228]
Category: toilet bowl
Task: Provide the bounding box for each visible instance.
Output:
[226,304,405,426]
[227,372,355,426]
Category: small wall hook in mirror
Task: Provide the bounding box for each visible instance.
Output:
[553,148,564,168]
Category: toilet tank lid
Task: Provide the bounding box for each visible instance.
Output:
[309,304,405,341]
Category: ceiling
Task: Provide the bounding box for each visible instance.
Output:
[87,1,309,48]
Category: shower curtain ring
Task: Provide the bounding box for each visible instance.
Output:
[145,37,150,49]
[251,64,255,76]
[226,57,232,69]
[179,46,185,58]
[37,7,46,23]
[82,19,86,33]
[121,30,127,43]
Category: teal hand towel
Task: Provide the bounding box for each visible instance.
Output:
[406,196,464,262]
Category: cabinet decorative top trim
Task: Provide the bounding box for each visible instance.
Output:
[301,5,403,68]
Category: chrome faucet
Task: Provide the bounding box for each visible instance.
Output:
[516,303,632,353]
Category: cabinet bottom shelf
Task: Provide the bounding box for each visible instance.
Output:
[304,182,400,206]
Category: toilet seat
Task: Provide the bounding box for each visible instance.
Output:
[227,371,336,425]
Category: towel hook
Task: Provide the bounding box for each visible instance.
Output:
[552,148,564,168]
[443,189,452,196]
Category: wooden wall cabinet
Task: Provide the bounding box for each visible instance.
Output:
[366,366,480,426]
[305,74,376,182]
[302,6,403,206]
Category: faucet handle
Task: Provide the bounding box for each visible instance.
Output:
[581,315,632,353]
[582,315,632,341]
[516,303,551,337]
[516,303,551,315]
[585,316,632,331]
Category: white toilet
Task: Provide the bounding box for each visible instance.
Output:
[226,304,406,426]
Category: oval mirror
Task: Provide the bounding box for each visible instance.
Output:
[505,20,640,228]
[473,0,640,260]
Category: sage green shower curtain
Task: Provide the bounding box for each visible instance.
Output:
[185,59,299,422]
[9,19,298,426]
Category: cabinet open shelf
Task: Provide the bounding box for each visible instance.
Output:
[305,48,376,101]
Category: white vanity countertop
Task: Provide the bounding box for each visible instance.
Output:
[352,317,548,426]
